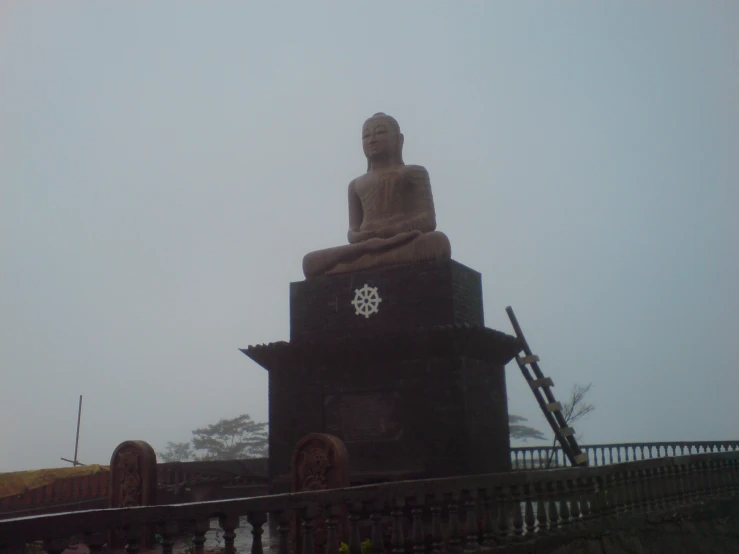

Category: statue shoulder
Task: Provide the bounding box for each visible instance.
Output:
[404,164,430,184]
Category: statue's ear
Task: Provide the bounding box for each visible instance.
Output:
[398,133,405,152]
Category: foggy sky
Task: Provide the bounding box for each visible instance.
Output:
[1,2,737,472]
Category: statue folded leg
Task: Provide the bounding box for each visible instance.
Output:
[302,232,419,278]
[303,231,451,278]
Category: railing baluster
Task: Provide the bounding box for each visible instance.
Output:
[124,524,142,554]
[479,490,496,550]
[613,472,625,518]
[158,521,177,554]
[218,514,239,554]
[671,464,683,507]
[303,511,316,554]
[464,491,480,551]
[619,470,631,514]
[699,460,710,501]
[601,473,613,520]
[698,461,709,501]
[713,459,724,499]
[652,466,664,511]
[591,476,606,525]
[557,481,571,530]
[700,458,713,500]
[682,463,694,504]
[430,501,444,554]
[43,539,69,554]
[629,469,640,513]
[523,483,536,537]
[672,464,684,506]
[547,481,559,534]
[652,467,667,511]
[277,514,291,554]
[448,494,463,554]
[705,460,717,500]
[668,465,680,508]
[411,504,426,554]
[726,457,737,495]
[646,468,659,512]
[495,486,509,542]
[83,532,106,554]
[569,479,581,528]
[326,509,340,554]
[685,463,697,504]
[631,469,643,514]
[717,459,729,498]
[659,466,671,509]
[510,485,523,540]
[691,462,703,503]
[192,518,209,554]
[248,512,267,554]
[578,477,591,526]
[391,500,405,554]
[727,458,735,496]
[535,482,548,537]
[370,510,385,554]
[348,505,362,554]
[634,468,649,513]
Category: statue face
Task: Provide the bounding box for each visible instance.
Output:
[362,117,398,162]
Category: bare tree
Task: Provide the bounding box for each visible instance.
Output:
[546,382,595,468]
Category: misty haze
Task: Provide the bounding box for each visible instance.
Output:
[2,2,737,477]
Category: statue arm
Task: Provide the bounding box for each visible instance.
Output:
[375,166,437,238]
[347,180,367,243]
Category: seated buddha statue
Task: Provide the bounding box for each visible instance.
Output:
[302,113,451,278]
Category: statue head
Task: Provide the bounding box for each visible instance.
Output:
[363,112,404,171]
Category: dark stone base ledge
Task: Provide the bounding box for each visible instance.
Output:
[289,259,484,342]
[242,324,521,370]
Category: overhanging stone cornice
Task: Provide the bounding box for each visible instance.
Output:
[241,324,521,370]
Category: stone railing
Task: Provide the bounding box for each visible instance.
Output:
[511,440,739,470]
[2,450,737,553]
[0,470,110,520]
[157,458,269,503]
[0,458,269,520]
[157,458,268,487]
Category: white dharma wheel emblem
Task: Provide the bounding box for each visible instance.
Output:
[351,284,382,318]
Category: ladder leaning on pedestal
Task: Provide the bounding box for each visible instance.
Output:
[506,306,589,467]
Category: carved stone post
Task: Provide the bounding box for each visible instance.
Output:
[109,440,157,549]
[291,433,350,554]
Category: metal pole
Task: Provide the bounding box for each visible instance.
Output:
[61,457,85,466]
[73,395,83,466]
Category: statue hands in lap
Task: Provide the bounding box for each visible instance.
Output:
[302,113,451,278]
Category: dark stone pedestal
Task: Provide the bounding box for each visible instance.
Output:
[290,260,484,342]
[242,260,520,493]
